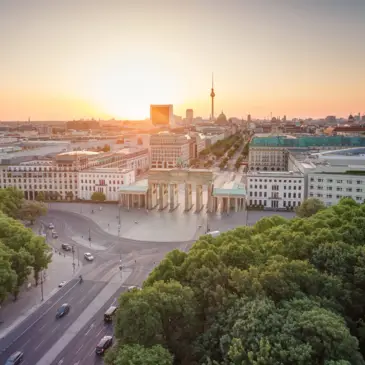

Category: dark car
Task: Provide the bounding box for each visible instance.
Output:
[61,243,71,251]
[95,335,113,355]
[56,303,70,318]
[5,351,23,365]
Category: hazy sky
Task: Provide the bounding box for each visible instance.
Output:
[1,0,364,120]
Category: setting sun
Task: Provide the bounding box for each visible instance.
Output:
[90,58,183,120]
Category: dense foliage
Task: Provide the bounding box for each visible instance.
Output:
[91,191,106,202]
[0,188,51,302]
[109,198,365,365]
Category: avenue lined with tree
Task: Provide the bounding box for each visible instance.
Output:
[107,198,365,365]
[0,187,51,302]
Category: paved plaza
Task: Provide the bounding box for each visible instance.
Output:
[49,201,296,242]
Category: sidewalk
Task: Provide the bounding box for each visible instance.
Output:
[0,252,80,338]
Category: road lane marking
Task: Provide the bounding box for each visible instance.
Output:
[96,328,103,337]
[39,322,48,331]
[21,338,32,349]
[111,297,117,306]
[51,324,61,333]
[84,323,95,336]
[57,359,64,365]
[68,296,74,301]
[35,339,45,350]
[1,280,80,352]
[76,344,83,354]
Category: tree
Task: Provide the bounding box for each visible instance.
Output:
[10,248,33,300]
[295,198,326,218]
[91,191,106,202]
[114,281,198,364]
[104,344,173,365]
[102,144,111,152]
[18,200,47,225]
[26,236,52,286]
[0,244,17,303]
[36,191,45,202]
[0,187,24,218]
[110,198,365,364]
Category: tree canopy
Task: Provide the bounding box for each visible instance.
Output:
[0,188,51,301]
[109,197,365,365]
[295,197,326,218]
[91,191,106,202]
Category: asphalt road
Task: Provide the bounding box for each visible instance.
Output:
[1,208,194,365]
[51,287,127,365]
[0,280,107,365]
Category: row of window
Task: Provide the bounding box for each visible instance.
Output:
[248,200,301,207]
[249,191,302,199]
[310,177,364,184]
[250,184,302,191]
[250,178,302,183]
[81,186,118,192]
[309,186,363,193]
[80,179,123,185]
[309,193,364,201]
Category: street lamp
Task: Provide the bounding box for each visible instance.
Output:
[40,270,44,302]
[88,228,91,248]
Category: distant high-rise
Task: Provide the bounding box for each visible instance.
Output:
[247,114,251,123]
[210,73,215,121]
[186,109,193,125]
[150,105,174,127]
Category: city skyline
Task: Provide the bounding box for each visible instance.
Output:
[1,0,365,121]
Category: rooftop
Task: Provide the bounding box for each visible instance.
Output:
[120,179,148,193]
[57,150,99,156]
[250,135,365,148]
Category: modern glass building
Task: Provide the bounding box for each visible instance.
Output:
[250,135,365,148]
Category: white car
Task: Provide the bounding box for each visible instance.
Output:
[84,252,94,261]
[127,286,141,291]
[48,223,54,229]
[58,281,67,288]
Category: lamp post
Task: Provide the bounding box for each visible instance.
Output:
[88,228,91,248]
[72,246,76,274]
[40,270,44,302]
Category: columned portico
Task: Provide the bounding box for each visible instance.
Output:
[185,183,193,211]
[196,185,203,212]
[120,169,247,215]
[169,183,178,211]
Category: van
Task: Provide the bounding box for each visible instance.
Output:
[206,230,220,238]
[104,306,117,322]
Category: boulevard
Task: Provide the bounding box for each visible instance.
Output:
[0,207,194,365]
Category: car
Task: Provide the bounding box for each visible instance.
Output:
[127,286,141,291]
[95,335,113,355]
[84,252,94,261]
[48,223,54,229]
[52,231,59,239]
[58,281,67,288]
[5,351,24,365]
[56,303,70,318]
[61,243,72,251]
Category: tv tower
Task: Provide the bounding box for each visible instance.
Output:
[210,73,215,121]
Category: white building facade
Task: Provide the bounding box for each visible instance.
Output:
[247,171,304,209]
[308,169,365,206]
[78,168,135,201]
[0,150,141,201]
[150,132,190,168]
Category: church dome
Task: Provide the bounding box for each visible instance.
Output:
[216,111,227,125]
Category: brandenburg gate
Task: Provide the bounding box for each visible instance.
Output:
[119,168,246,213]
[147,168,213,212]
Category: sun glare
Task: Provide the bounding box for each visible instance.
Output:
[91,60,183,120]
